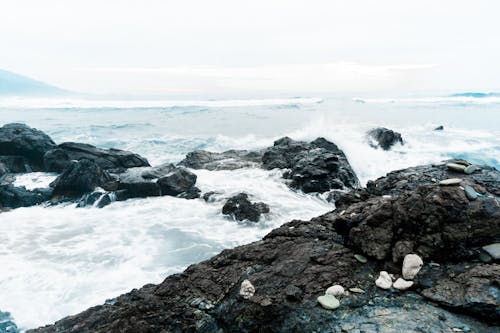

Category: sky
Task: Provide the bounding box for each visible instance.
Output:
[1,0,499,96]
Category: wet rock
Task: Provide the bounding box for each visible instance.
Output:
[285,285,303,301]
[45,142,150,172]
[464,165,481,175]
[263,137,360,193]
[402,254,424,280]
[367,127,404,150]
[434,125,444,131]
[180,150,263,170]
[0,123,56,170]
[140,163,176,179]
[317,294,340,310]
[222,193,269,222]
[463,185,478,200]
[354,254,368,263]
[375,271,393,289]
[0,156,33,174]
[50,159,113,197]
[239,279,255,299]
[393,278,413,290]
[0,184,52,209]
[202,191,221,202]
[157,168,198,197]
[0,310,19,333]
[76,191,105,208]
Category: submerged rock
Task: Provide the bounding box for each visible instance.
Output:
[434,125,444,131]
[222,193,269,222]
[0,123,57,170]
[0,310,19,333]
[367,127,404,150]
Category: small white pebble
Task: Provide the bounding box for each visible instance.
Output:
[375,271,392,290]
[393,278,413,290]
[239,279,255,299]
[402,254,424,280]
[325,285,345,297]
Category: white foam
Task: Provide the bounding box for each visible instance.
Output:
[12,173,57,190]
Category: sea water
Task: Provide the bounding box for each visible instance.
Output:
[0,94,499,330]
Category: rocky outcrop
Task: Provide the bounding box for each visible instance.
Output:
[0,184,52,209]
[0,123,56,170]
[44,142,150,172]
[180,150,263,170]
[29,162,500,333]
[263,137,360,193]
[367,127,404,150]
[222,193,270,222]
[50,160,114,197]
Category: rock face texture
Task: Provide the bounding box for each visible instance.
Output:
[44,142,150,172]
[181,150,263,170]
[29,163,500,333]
[222,193,270,222]
[367,127,404,150]
[0,123,56,170]
[0,184,52,209]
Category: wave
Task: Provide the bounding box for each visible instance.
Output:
[449,92,500,98]
[353,94,500,105]
[0,96,323,109]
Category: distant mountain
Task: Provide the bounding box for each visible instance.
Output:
[0,69,68,96]
[449,92,500,98]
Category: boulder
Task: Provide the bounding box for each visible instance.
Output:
[263,137,360,193]
[367,127,404,150]
[50,160,114,197]
[157,168,198,197]
[0,123,56,170]
[0,184,52,209]
[0,156,33,174]
[44,142,150,172]
[222,193,270,222]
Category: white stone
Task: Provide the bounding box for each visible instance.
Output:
[325,285,345,297]
[402,254,423,280]
[375,271,392,289]
[239,279,255,299]
[393,278,414,290]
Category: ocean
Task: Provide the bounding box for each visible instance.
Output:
[0,93,499,330]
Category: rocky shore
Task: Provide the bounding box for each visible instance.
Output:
[0,123,499,332]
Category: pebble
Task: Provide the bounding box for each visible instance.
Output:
[375,271,392,289]
[446,163,466,172]
[354,254,367,263]
[393,278,413,290]
[482,243,500,260]
[239,279,255,299]
[325,285,345,297]
[317,294,340,310]
[464,164,480,174]
[439,178,462,186]
[463,185,478,201]
[349,287,365,294]
[402,254,424,280]
[479,251,492,263]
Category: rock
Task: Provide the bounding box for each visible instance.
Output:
[76,191,105,208]
[463,185,478,200]
[349,287,365,293]
[263,137,360,193]
[0,123,56,170]
[325,285,345,297]
[0,184,52,209]
[439,178,462,186]
[0,156,33,174]
[239,279,255,299]
[50,160,113,197]
[140,163,176,179]
[317,295,340,310]
[464,165,481,175]
[375,271,393,289]
[222,193,270,222]
[403,254,424,280]
[45,142,150,172]
[285,285,303,301]
[0,310,19,333]
[367,127,404,150]
[180,150,263,170]
[393,278,413,290]
[482,244,500,260]
[157,168,198,197]
[202,191,221,202]
[447,163,467,172]
[354,254,367,263]
[434,125,444,131]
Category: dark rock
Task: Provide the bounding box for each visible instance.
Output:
[43,148,70,172]
[141,163,176,179]
[434,125,444,131]
[0,156,34,174]
[116,169,160,198]
[76,191,104,208]
[44,142,150,171]
[202,191,221,202]
[285,285,303,301]
[50,160,113,197]
[180,150,263,170]
[157,168,198,197]
[0,184,52,209]
[222,193,270,222]
[0,123,56,170]
[95,193,113,208]
[367,127,404,150]
[263,137,360,193]
[177,186,201,199]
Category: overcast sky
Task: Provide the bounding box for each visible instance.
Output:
[1,0,499,96]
